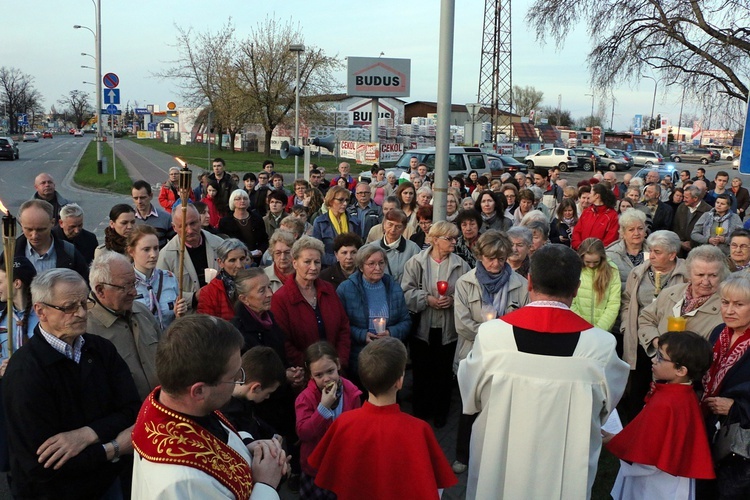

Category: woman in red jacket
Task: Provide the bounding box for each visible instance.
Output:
[572,183,620,250]
[271,236,352,371]
[197,238,248,321]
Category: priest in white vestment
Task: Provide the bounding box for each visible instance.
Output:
[458,244,629,500]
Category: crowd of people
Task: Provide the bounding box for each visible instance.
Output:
[0,158,749,499]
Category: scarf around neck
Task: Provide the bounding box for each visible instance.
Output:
[702,325,750,400]
[476,262,512,316]
[220,270,237,303]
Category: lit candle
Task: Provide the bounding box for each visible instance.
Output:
[373,317,386,334]
[481,305,496,322]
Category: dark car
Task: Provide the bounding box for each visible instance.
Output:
[571,148,599,172]
[0,137,19,160]
[487,154,527,175]
[591,146,631,171]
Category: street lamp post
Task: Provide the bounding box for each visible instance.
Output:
[584,93,595,129]
[74,0,102,173]
[289,44,304,180]
[642,75,658,133]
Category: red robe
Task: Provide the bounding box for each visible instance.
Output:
[606,383,715,479]
[308,402,457,499]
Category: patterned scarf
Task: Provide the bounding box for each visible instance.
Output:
[219,270,237,303]
[475,262,512,316]
[702,325,750,400]
[681,283,712,315]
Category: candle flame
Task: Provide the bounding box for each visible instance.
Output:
[0,199,7,215]
[175,157,187,168]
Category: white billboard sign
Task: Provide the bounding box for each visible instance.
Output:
[347,57,410,97]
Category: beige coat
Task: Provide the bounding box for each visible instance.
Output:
[87,300,162,401]
[620,259,688,369]
[156,230,224,307]
[637,282,722,356]
[453,268,529,372]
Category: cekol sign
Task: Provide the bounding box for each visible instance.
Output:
[347,57,410,97]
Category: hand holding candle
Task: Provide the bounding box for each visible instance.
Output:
[373,317,386,334]
[437,280,449,296]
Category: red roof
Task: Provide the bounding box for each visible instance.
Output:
[512,123,540,143]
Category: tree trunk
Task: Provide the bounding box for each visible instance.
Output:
[264,129,273,155]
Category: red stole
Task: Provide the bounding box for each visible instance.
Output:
[501,303,593,333]
[606,383,715,479]
[132,387,254,499]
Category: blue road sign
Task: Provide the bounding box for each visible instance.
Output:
[104,89,120,105]
[134,108,149,115]
[101,108,122,115]
[147,122,156,131]
[103,72,119,89]
[739,95,750,174]
[106,104,119,115]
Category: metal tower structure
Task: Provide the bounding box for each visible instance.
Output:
[477,0,512,145]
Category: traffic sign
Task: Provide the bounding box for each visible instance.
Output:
[134,108,149,115]
[101,108,122,115]
[103,72,119,89]
[740,95,750,174]
[103,89,120,105]
[106,104,119,115]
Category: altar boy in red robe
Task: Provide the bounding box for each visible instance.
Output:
[605,331,715,499]
[308,337,457,499]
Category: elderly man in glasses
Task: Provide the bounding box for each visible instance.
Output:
[87,252,162,401]
[3,268,140,499]
[131,315,287,499]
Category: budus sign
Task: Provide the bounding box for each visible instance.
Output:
[347,57,410,97]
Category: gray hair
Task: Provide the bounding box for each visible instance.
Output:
[529,186,544,201]
[719,272,750,303]
[269,229,296,249]
[292,235,325,260]
[31,268,87,306]
[60,203,84,220]
[228,189,250,211]
[383,195,400,208]
[684,185,702,199]
[428,220,459,239]
[524,219,550,240]
[520,210,547,226]
[629,177,645,190]
[279,217,305,238]
[416,186,433,197]
[234,268,267,295]
[356,245,389,271]
[645,182,662,195]
[216,238,248,261]
[89,252,131,289]
[686,244,730,281]
[618,209,647,236]
[646,230,681,255]
[507,225,533,246]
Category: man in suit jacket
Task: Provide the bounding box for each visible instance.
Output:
[672,185,711,256]
[639,183,673,232]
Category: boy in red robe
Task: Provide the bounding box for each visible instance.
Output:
[605,331,715,499]
[308,337,457,499]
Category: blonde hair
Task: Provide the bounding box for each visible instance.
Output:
[577,238,613,304]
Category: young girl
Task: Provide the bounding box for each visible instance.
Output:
[203,180,221,228]
[550,198,578,246]
[295,341,361,499]
[571,238,621,332]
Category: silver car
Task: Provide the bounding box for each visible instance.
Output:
[22,132,39,143]
[630,150,665,167]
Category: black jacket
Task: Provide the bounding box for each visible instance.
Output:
[218,211,269,257]
[14,234,90,282]
[2,329,140,499]
[51,226,99,265]
[231,302,287,363]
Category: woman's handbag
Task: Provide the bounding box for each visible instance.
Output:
[712,418,750,462]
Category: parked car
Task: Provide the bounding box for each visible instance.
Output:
[487,154,527,175]
[671,148,713,164]
[523,148,578,171]
[0,137,19,160]
[22,132,39,143]
[630,149,665,167]
[634,166,679,186]
[610,149,635,169]
[571,148,600,172]
[42,131,53,139]
[359,146,494,182]
[590,146,631,171]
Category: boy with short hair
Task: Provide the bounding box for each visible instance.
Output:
[308,338,457,498]
[222,346,286,444]
[605,331,715,499]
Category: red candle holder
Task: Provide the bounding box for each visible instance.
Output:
[437,281,449,296]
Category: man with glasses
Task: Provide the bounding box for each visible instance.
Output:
[347,181,382,239]
[132,315,286,499]
[3,268,140,499]
[366,209,420,283]
[87,252,162,401]
[15,199,89,280]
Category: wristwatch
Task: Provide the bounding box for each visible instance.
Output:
[109,439,120,463]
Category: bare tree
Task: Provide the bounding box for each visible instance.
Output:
[0,67,42,133]
[58,90,93,128]
[512,85,544,119]
[235,16,343,154]
[526,0,750,118]
[538,105,574,127]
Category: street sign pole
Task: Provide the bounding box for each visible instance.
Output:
[111,112,116,180]
[739,90,750,174]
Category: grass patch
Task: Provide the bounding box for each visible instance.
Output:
[125,137,388,175]
[74,140,134,194]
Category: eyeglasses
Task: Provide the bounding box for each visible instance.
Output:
[730,243,750,251]
[102,281,137,292]
[333,197,349,203]
[439,236,458,243]
[216,367,246,386]
[365,261,387,268]
[42,298,96,315]
[273,250,291,257]
[654,350,678,365]
[418,220,432,226]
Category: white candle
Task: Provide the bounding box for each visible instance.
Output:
[373,317,386,334]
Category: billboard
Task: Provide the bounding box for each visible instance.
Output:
[347,57,410,97]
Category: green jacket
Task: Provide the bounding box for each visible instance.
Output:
[571,259,621,332]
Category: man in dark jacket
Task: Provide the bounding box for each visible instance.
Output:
[731,176,750,220]
[639,183,673,232]
[16,200,90,280]
[32,172,70,224]
[3,268,140,499]
[672,185,711,256]
[51,202,99,265]
[207,157,237,217]
[347,182,382,239]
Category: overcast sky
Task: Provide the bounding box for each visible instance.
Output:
[2,0,695,130]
